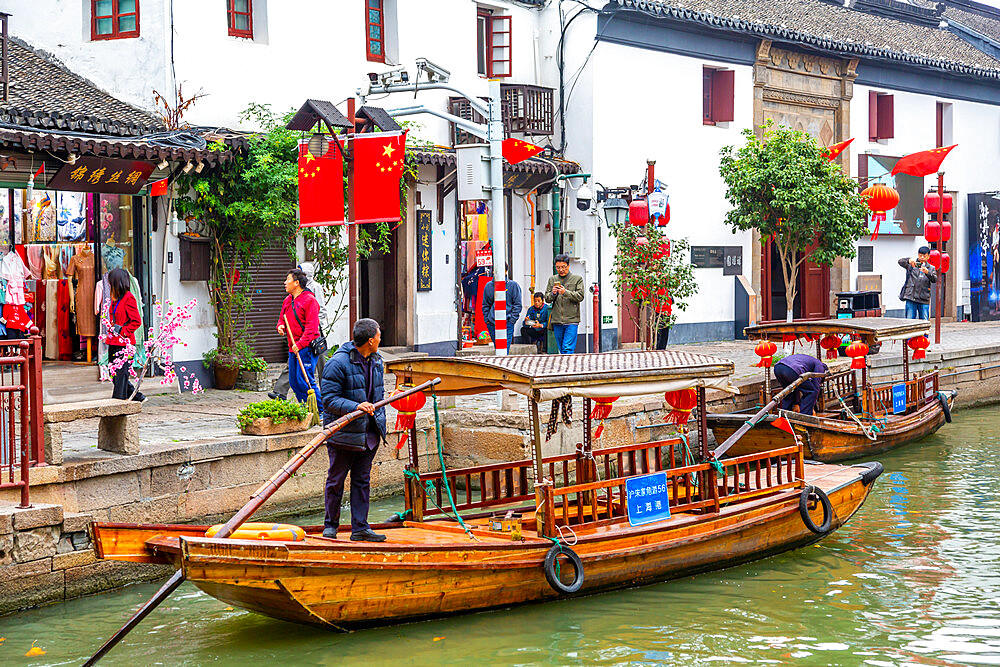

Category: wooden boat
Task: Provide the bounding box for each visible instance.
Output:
[91,351,884,631]
[708,317,957,463]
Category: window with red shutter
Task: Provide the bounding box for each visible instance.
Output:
[227,0,253,39]
[869,91,894,140]
[91,0,140,41]
[702,67,734,125]
[490,15,512,78]
[366,0,386,63]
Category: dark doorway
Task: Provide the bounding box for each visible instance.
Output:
[360,222,408,348]
[761,240,830,321]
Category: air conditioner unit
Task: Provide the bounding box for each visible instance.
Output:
[456,144,489,201]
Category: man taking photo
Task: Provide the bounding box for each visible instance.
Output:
[898,247,937,319]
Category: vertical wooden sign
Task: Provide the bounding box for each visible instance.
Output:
[417,209,432,292]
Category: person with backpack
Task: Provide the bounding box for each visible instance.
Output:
[276,268,323,403]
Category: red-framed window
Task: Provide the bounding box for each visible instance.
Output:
[366,0,386,63]
[869,91,894,140]
[702,66,734,125]
[91,0,140,41]
[476,10,512,78]
[227,0,253,39]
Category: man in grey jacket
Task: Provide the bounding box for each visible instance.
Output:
[270,262,329,399]
[898,247,937,319]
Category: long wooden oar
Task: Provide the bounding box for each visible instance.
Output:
[710,371,826,460]
[84,378,439,666]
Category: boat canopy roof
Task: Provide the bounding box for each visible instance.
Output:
[744,317,930,343]
[385,350,735,401]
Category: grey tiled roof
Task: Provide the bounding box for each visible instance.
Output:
[2,36,162,136]
[945,5,1000,41]
[617,0,1000,78]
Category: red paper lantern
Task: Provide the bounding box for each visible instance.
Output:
[652,288,672,314]
[664,388,698,426]
[924,220,940,243]
[861,183,900,240]
[628,199,649,227]
[929,249,941,268]
[820,334,841,360]
[940,221,952,243]
[754,340,778,368]
[845,340,869,370]
[940,252,950,273]
[923,192,953,214]
[391,386,427,450]
[907,335,930,360]
[590,396,618,438]
[653,240,671,259]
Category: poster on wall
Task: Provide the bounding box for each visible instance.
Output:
[27,192,56,242]
[0,189,8,247]
[967,193,1000,321]
[12,189,22,244]
[56,192,87,241]
[99,194,122,243]
[859,154,925,235]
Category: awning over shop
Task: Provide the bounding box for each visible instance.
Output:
[386,350,736,400]
[744,317,931,343]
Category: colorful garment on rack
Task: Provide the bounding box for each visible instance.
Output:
[67,248,96,335]
[42,246,60,280]
[26,245,43,280]
[57,279,72,360]
[2,303,31,331]
[1,252,30,305]
[43,281,57,359]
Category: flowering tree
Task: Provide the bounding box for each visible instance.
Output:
[719,122,869,321]
[103,298,204,398]
[612,224,698,349]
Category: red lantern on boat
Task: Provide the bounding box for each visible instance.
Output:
[861,183,900,240]
[628,199,649,227]
[391,386,427,450]
[928,249,941,269]
[924,220,940,243]
[907,335,930,360]
[820,334,841,360]
[590,396,618,438]
[754,340,777,368]
[845,340,869,370]
[664,388,698,426]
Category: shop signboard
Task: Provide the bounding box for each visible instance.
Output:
[968,193,1000,321]
[417,209,432,292]
[47,157,155,195]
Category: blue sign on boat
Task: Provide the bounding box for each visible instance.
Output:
[625,471,671,527]
[892,383,907,414]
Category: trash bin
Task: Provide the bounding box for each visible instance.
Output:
[835,290,882,318]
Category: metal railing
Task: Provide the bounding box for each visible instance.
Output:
[0,333,44,507]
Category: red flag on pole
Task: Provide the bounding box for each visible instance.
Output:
[771,416,795,435]
[502,138,543,164]
[298,139,345,227]
[353,130,408,224]
[822,138,853,161]
[150,178,168,196]
[890,145,957,177]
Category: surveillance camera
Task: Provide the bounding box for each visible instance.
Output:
[367,72,379,83]
[416,57,451,83]
[576,183,593,211]
[378,65,408,85]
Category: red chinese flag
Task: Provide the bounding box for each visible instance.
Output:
[298,139,345,227]
[502,138,543,165]
[823,138,853,162]
[891,145,957,177]
[150,178,168,196]
[771,416,795,435]
[353,130,408,224]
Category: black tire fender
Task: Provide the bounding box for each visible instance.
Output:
[937,391,953,424]
[853,461,884,487]
[799,485,833,534]
[543,543,585,595]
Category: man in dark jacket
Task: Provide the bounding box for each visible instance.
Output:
[898,247,938,319]
[773,353,828,416]
[481,275,522,346]
[319,318,387,542]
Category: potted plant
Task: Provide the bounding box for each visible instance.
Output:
[237,353,269,392]
[203,345,240,390]
[237,398,312,436]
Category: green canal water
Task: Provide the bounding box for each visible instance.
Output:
[3,406,1000,666]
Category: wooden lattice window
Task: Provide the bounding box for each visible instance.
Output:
[366,0,386,63]
[92,0,140,41]
[227,0,253,39]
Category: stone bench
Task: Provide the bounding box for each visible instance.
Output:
[43,399,143,463]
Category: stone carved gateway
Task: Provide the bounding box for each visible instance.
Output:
[751,40,858,319]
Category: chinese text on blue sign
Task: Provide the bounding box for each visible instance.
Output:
[625,472,671,527]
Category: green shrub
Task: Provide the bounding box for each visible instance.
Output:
[241,355,268,372]
[237,399,308,430]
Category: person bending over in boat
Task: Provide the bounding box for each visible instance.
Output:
[773,353,827,416]
[319,318,387,542]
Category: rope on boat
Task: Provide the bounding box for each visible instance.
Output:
[831,390,882,441]
[432,394,477,541]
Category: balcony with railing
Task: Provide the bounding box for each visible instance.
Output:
[448,83,554,145]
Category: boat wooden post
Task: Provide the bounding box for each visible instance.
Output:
[581,396,595,505]
[529,396,549,537]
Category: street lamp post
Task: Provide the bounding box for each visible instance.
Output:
[595,195,629,354]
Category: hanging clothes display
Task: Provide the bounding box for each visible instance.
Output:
[66,246,96,337]
[43,281,57,358]
[56,279,72,359]
[1,251,30,306]
[42,246,60,279]
[56,192,86,242]
[96,269,145,380]
[27,193,56,242]
[26,245,43,280]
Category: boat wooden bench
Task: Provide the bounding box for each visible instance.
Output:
[43,398,143,462]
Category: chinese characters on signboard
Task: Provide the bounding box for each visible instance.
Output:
[625,471,671,527]
[47,157,155,195]
[417,209,432,292]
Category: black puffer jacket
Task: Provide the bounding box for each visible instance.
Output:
[898,257,937,305]
[320,342,386,450]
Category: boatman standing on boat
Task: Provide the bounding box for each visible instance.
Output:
[773,353,827,416]
[319,318,387,542]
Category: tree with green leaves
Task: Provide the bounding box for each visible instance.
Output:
[612,224,698,349]
[719,122,869,321]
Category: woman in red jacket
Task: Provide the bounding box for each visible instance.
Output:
[106,268,145,402]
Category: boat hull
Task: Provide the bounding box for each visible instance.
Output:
[709,390,955,463]
[93,463,879,630]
